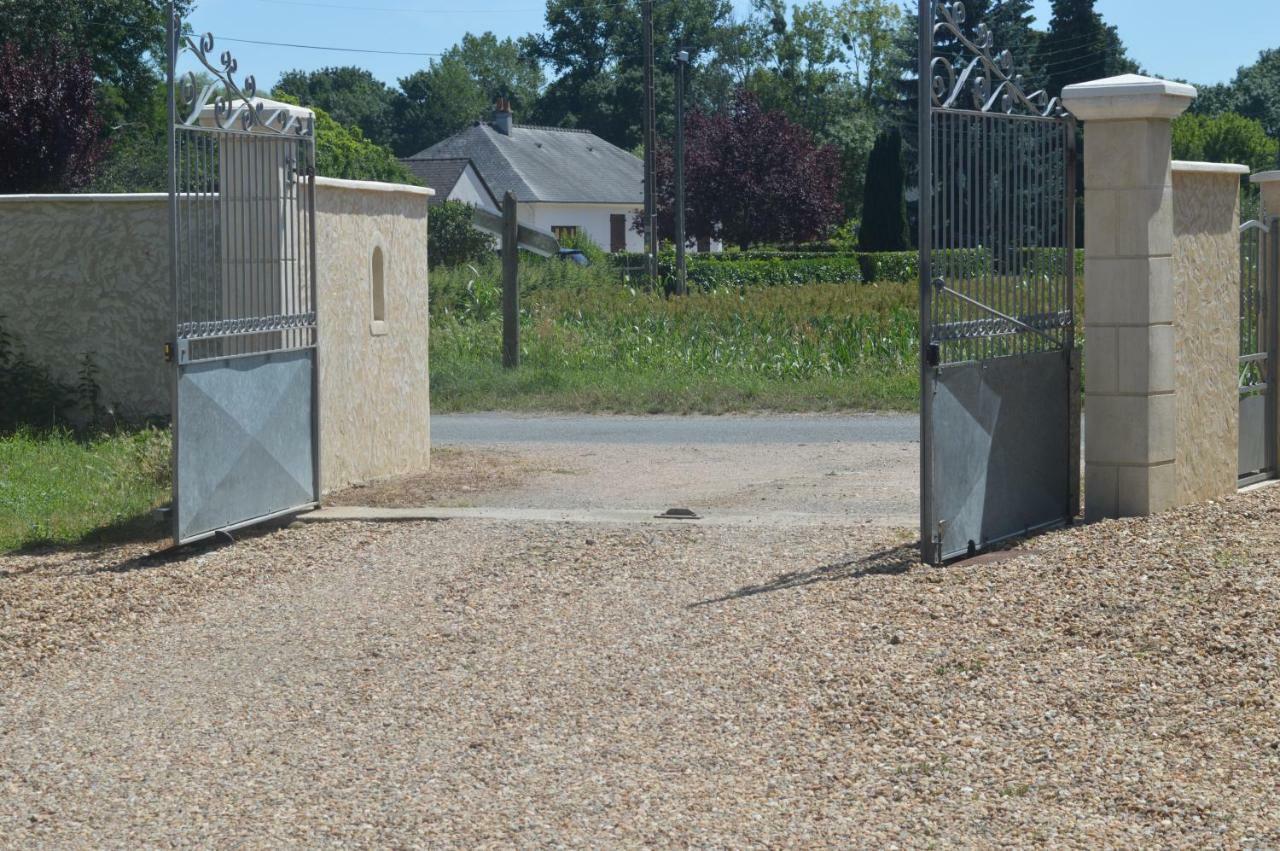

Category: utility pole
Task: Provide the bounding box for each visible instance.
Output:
[642,0,658,286]
[501,191,520,369]
[674,49,689,297]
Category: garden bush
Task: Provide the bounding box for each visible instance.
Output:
[429,199,496,270]
[607,247,1083,287]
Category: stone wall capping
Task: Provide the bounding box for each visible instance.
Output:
[1062,74,1196,122]
[1172,161,1250,176]
[0,193,169,204]
[315,176,436,198]
[1251,170,1280,185]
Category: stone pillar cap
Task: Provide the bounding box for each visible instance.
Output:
[1252,171,1280,185]
[1062,74,1196,122]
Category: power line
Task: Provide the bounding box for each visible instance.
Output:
[258,0,544,12]
[255,0,642,12]
[217,36,445,57]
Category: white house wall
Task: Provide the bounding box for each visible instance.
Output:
[447,165,500,214]
[519,202,643,253]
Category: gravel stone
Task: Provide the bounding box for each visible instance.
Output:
[2,486,1280,846]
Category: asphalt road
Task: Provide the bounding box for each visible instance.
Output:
[432,412,919,446]
[427,413,920,527]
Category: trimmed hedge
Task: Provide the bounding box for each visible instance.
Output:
[611,247,1084,288]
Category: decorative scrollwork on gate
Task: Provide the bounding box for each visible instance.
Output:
[930,1,1068,118]
[174,16,313,136]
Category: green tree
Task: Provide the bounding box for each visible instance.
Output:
[274,66,398,149]
[1192,50,1280,159]
[1172,112,1278,175]
[313,107,418,184]
[0,0,193,121]
[1037,0,1136,99]
[522,0,749,148]
[271,92,417,185]
[88,80,168,193]
[858,126,908,252]
[428,200,495,269]
[394,33,543,156]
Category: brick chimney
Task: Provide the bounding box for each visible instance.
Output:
[492,97,513,136]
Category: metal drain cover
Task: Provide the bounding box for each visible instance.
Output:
[656,507,701,521]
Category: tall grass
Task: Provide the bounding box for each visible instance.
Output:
[0,428,171,552]
[430,259,921,413]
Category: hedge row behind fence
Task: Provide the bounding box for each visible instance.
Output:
[610,248,1084,288]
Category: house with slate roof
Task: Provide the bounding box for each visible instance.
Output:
[401,98,645,253]
[400,157,500,215]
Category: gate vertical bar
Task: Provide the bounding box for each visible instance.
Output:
[1064,116,1080,518]
[917,0,936,564]
[308,132,322,502]
[1271,214,1280,479]
[165,2,181,542]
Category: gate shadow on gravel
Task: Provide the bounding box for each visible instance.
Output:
[689,543,920,607]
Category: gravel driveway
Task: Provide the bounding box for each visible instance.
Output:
[2,483,1280,846]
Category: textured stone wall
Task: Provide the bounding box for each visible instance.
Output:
[0,181,431,493]
[0,195,171,422]
[1172,166,1243,504]
[313,178,432,493]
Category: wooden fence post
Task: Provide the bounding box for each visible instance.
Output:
[502,191,519,369]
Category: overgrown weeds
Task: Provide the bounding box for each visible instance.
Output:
[430,262,920,413]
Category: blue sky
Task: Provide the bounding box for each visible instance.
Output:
[182,0,1274,94]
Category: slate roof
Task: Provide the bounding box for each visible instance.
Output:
[398,157,496,207]
[402,123,643,205]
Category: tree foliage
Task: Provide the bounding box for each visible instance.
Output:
[522,0,748,149]
[646,90,842,250]
[0,42,108,193]
[1037,0,1137,98]
[1172,112,1278,175]
[428,199,495,270]
[858,127,908,252]
[275,66,398,150]
[0,0,192,122]
[310,105,418,185]
[1192,50,1280,159]
[394,33,543,156]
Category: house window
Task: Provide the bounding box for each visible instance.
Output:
[551,225,578,243]
[370,245,387,336]
[610,214,627,253]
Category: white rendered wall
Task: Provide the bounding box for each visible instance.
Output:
[447,165,500,214]
[519,202,643,253]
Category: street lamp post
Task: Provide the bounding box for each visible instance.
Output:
[674,49,690,297]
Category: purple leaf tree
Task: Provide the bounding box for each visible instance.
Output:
[0,42,108,194]
[641,90,843,251]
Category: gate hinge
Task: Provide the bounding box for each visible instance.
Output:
[164,341,174,363]
[926,343,941,368]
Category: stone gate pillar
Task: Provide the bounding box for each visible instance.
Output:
[1255,171,1280,215]
[1062,75,1195,521]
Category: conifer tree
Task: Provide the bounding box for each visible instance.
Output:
[1037,0,1136,98]
[859,126,909,253]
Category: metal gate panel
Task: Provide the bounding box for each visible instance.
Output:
[918,1,1079,564]
[1239,215,1278,485]
[176,351,315,542]
[929,350,1074,562]
[167,13,320,545]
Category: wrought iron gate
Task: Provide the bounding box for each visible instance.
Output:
[1239,214,1279,485]
[166,14,320,545]
[918,2,1080,564]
